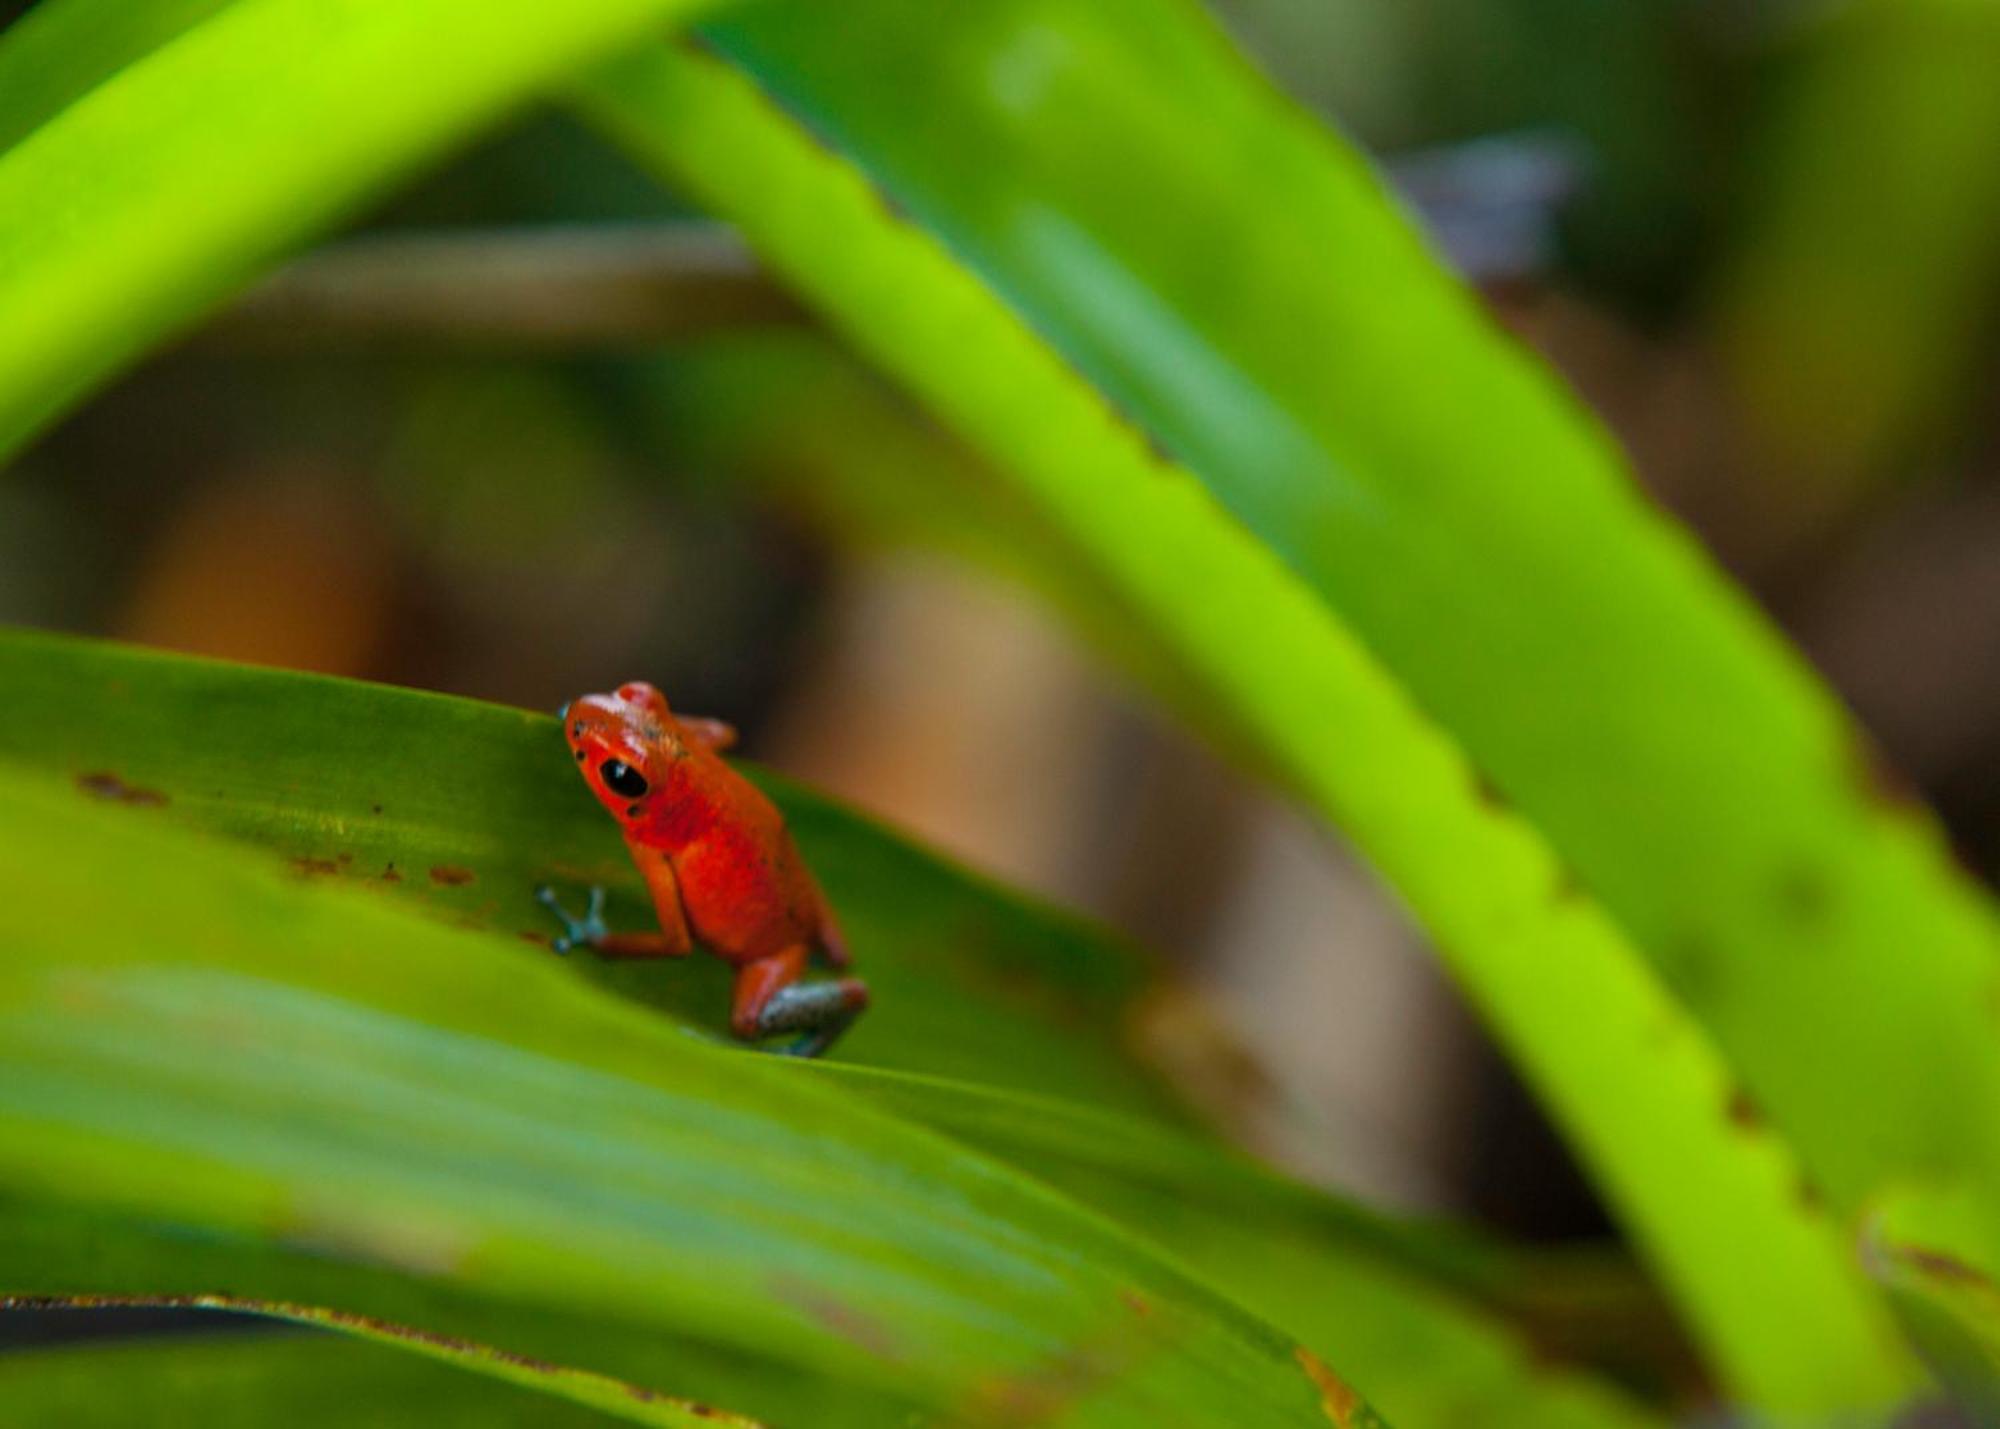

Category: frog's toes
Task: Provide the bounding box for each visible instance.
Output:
[535,883,608,955]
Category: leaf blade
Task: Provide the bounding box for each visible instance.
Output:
[0,764,1368,1427]
[0,1295,757,1429]
[0,1331,632,1429]
[0,625,1184,1118]
[0,0,725,461]
[680,0,2000,1242]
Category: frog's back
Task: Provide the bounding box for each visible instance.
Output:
[670,751,819,963]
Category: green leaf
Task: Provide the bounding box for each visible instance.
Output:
[0,0,728,463]
[571,37,1918,1414]
[1866,1187,2000,1423]
[662,0,2000,1242]
[0,1297,749,1429]
[0,760,1381,1427]
[0,625,1183,1118]
[0,0,226,154]
[0,1196,924,1429]
[0,1075,1663,1429]
[0,1332,629,1428]
[813,1066,1668,1429]
[0,1073,1665,1429]
[1715,0,2000,490]
[0,630,1662,1426]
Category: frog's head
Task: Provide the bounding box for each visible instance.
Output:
[560,681,685,823]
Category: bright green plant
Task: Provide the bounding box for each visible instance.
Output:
[0,0,1995,1423]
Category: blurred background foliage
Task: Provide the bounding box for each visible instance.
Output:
[4,0,2000,1421]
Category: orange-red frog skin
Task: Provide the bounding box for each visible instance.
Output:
[536,681,868,1057]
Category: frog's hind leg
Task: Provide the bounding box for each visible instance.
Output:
[731,945,869,1058]
[810,882,852,969]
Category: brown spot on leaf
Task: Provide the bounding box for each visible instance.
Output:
[1099,397,1176,467]
[971,1342,1119,1426]
[1469,770,1511,813]
[519,931,551,947]
[1118,1287,1152,1317]
[1662,930,1719,1004]
[290,856,342,877]
[1726,1087,1764,1131]
[76,770,167,806]
[428,865,475,887]
[370,803,384,815]
[869,179,913,227]
[1295,1345,1361,1427]
[1898,1245,1995,1290]
[1773,866,1832,926]
[773,1277,899,1361]
[380,864,402,883]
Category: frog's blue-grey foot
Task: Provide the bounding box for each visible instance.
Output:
[759,979,870,1058]
[535,883,607,955]
[730,947,868,1058]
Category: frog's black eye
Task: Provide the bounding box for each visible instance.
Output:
[599,759,648,799]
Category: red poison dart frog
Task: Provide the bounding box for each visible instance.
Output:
[538,682,868,1057]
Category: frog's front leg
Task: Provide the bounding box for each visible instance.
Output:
[536,853,693,959]
[731,946,870,1058]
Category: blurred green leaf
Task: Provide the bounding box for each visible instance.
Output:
[0,757,1386,1427]
[688,0,2000,1294]
[1716,0,2000,492]
[0,0,224,153]
[575,34,1918,1414]
[639,334,1259,767]
[1867,1187,2000,1424]
[0,0,726,462]
[658,0,2000,1246]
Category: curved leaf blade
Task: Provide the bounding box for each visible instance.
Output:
[1866,1187,2000,1422]
[0,1196,926,1429]
[0,766,1375,1428]
[571,41,1918,1412]
[0,1332,633,1429]
[0,0,725,463]
[1716,0,2000,490]
[0,0,226,154]
[681,0,2000,1242]
[0,1295,755,1429]
[812,1065,1668,1429]
[0,631,1676,1423]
